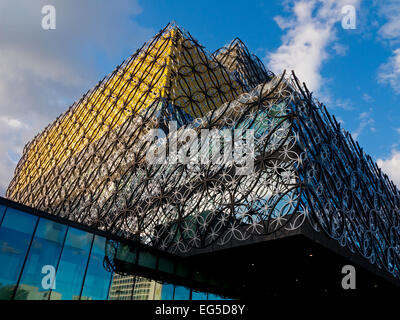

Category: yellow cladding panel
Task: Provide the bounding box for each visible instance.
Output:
[169,35,242,118]
[8,27,241,198]
[11,29,175,196]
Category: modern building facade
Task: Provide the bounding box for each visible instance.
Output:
[0,197,229,300]
[2,23,400,299]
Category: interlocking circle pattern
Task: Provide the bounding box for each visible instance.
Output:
[7,24,400,279]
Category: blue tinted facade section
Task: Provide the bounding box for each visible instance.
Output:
[208,293,226,300]
[192,290,208,300]
[80,235,113,300]
[0,201,233,300]
[0,208,38,300]
[14,218,67,300]
[161,283,174,300]
[49,227,93,300]
[159,283,229,300]
[174,285,190,300]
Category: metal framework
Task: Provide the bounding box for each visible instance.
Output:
[7,24,400,279]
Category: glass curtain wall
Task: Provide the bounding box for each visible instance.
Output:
[0,201,229,300]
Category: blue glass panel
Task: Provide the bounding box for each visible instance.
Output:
[116,243,137,264]
[0,208,37,300]
[191,290,207,300]
[161,283,174,300]
[14,218,67,300]
[80,236,113,300]
[49,227,93,300]
[174,285,190,300]
[0,205,6,225]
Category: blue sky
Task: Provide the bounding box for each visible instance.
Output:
[1,0,400,194]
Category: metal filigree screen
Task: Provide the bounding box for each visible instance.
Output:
[7,24,400,279]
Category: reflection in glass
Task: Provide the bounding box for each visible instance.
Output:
[0,205,236,300]
[14,218,67,300]
[49,227,93,300]
[108,275,162,300]
[0,208,37,300]
[161,283,174,300]
[192,290,207,300]
[108,274,136,300]
[132,277,162,300]
[208,293,226,300]
[80,236,113,300]
[174,285,190,300]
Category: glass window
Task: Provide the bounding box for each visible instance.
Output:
[80,236,113,300]
[174,285,190,300]
[192,290,207,300]
[14,218,67,300]
[175,263,189,278]
[116,243,137,264]
[158,256,174,274]
[208,293,225,300]
[160,283,174,300]
[0,205,6,225]
[0,208,38,300]
[49,227,93,300]
[138,250,157,269]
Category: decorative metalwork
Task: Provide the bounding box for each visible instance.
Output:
[7,23,400,279]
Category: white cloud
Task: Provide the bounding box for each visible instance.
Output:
[335,116,345,126]
[378,0,400,42]
[362,93,374,103]
[377,0,400,94]
[266,0,360,92]
[0,0,153,195]
[332,43,348,56]
[378,48,400,93]
[352,108,375,140]
[333,98,354,111]
[0,117,24,129]
[377,150,400,187]
[317,89,355,111]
